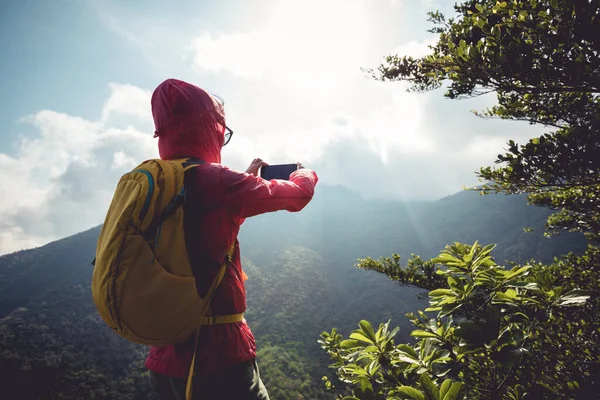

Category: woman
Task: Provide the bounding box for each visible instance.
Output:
[146,78,318,400]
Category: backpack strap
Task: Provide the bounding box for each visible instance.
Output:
[144,158,205,238]
[185,242,236,400]
[199,313,244,326]
[182,158,205,170]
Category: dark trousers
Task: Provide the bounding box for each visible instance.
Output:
[148,359,270,400]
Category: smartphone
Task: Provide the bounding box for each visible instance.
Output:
[260,164,298,180]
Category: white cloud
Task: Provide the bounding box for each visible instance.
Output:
[389,0,436,9]
[102,83,152,122]
[392,37,439,59]
[189,32,272,79]
[187,0,369,98]
[112,151,137,169]
[0,84,158,255]
[216,68,530,201]
[223,83,434,165]
[220,86,518,201]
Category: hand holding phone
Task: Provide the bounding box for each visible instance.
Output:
[260,163,299,180]
[245,158,269,177]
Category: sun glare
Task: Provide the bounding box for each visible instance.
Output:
[263,0,368,97]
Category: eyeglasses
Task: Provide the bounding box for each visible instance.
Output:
[210,92,234,146]
[224,126,233,146]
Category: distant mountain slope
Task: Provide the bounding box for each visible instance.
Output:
[0,226,153,400]
[0,186,587,399]
[240,185,586,268]
[0,227,100,319]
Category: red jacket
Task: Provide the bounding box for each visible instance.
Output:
[145,79,318,378]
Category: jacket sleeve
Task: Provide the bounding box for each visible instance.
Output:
[219,167,318,219]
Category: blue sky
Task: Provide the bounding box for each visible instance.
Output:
[1,0,146,136]
[0,0,546,254]
[0,0,243,140]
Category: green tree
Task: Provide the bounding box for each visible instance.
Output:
[321,1,600,398]
[373,0,600,242]
[320,243,598,399]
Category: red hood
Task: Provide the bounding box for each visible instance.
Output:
[151,78,225,164]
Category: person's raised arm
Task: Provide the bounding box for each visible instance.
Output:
[219,162,318,220]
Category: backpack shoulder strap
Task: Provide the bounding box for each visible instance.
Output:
[185,241,236,400]
[167,157,205,172]
[181,158,205,170]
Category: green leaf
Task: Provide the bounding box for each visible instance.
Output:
[411,330,440,339]
[558,292,590,306]
[513,384,526,399]
[362,345,380,353]
[349,332,375,345]
[455,322,485,342]
[502,288,519,299]
[439,380,453,399]
[396,386,425,400]
[358,320,377,341]
[433,254,462,264]
[518,10,529,21]
[480,257,496,268]
[388,326,400,341]
[366,359,380,376]
[397,344,419,359]
[456,344,483,356]
[447,275,460,289]
[505,265,532,280]
[343,364,369,377]
[340,339,364,349]
[507,282,539,291]
[420,373,440,400]
[480,243,496,255]
[358,376,374,393]
[443,382,463,400]
[511,312,530,322]
[429,289,457,297]
[440,303,462,317]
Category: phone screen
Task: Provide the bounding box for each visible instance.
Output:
[260,164,298,180]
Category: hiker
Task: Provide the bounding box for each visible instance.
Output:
[145,78,318,400]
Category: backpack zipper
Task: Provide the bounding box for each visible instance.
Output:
[132,169,154,221]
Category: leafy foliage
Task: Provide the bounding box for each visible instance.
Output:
[371,0,600,242]
[320,243,599,399]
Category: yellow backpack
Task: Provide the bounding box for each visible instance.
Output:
[91,158,242,348]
